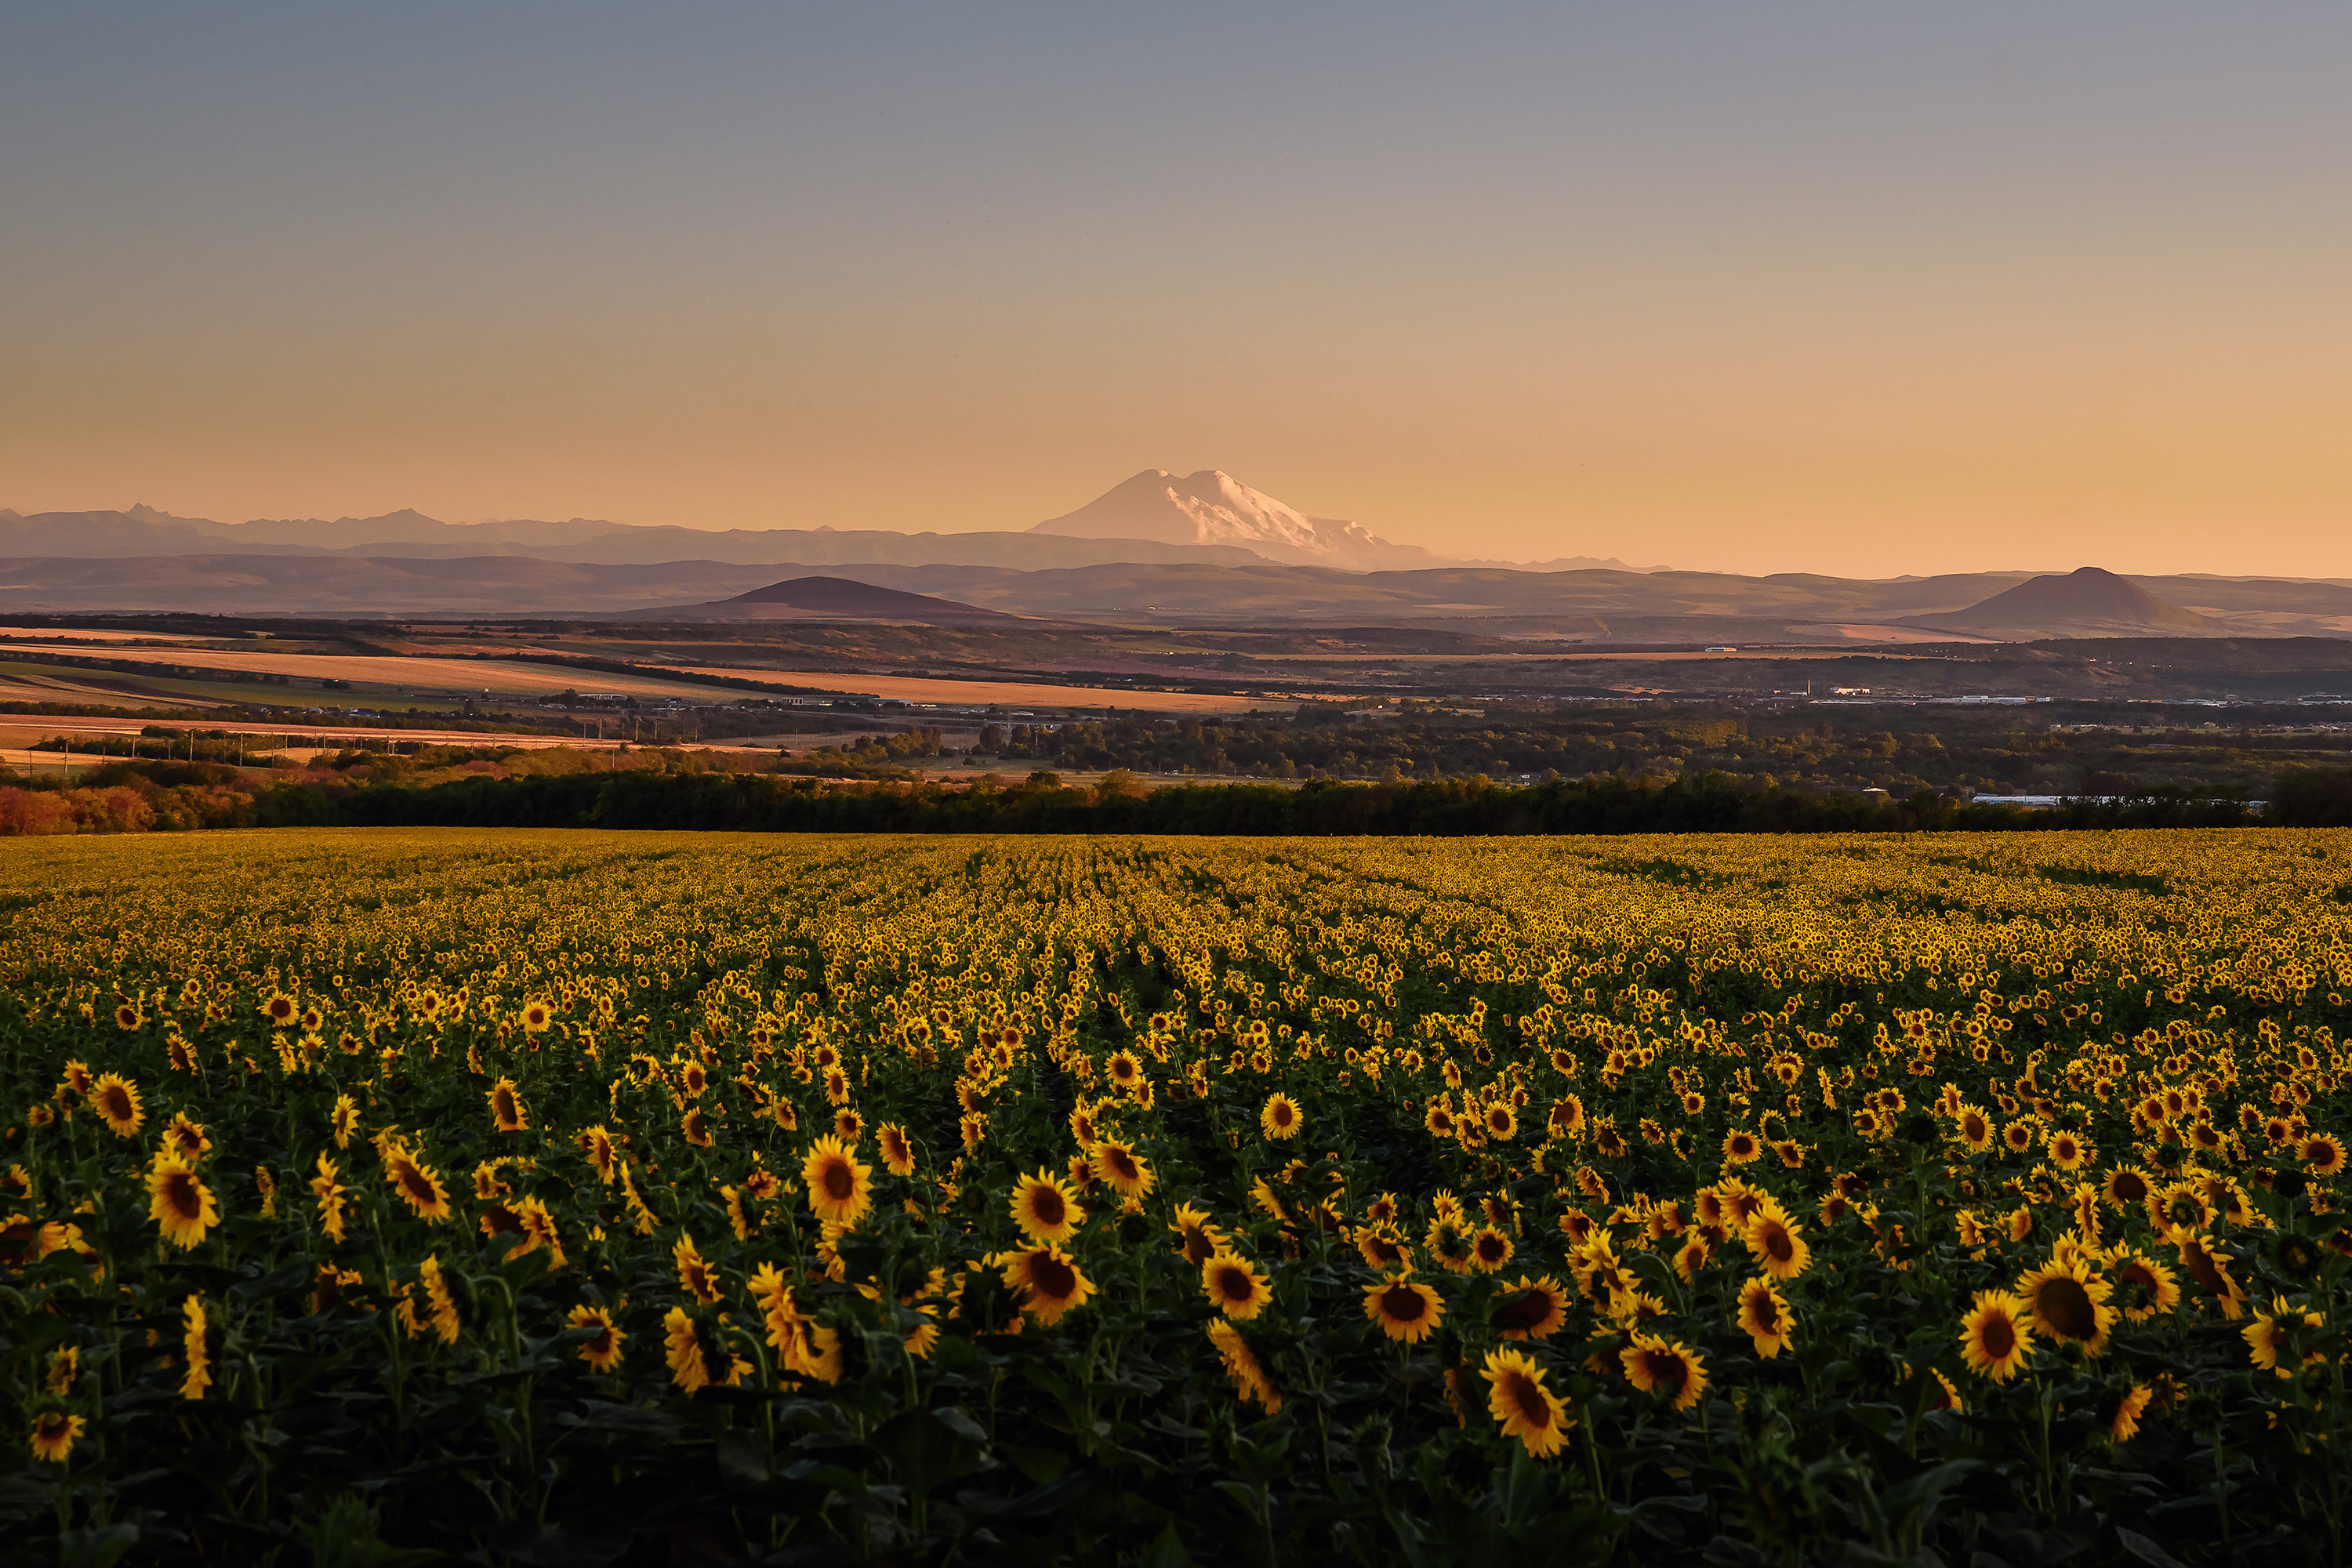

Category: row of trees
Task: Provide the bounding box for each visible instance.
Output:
[10,757,2350,837]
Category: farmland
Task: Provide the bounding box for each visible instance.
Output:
[5,828,2352,1564]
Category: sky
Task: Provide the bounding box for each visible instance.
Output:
[3,5,2347,578]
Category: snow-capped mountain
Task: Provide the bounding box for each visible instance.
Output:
[1027,469,1446,570]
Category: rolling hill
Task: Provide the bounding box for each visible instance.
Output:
[633,576,1022,622]
[1932,567,2232,639]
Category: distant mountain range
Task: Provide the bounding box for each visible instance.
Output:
[5,476,2351,637]
[8,549,2352,641]
[0,470,1649,573]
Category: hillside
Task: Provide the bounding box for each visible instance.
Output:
[638,575,1021,622]
[1933,566,2231,638]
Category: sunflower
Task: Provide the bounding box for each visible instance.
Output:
[261,993,297,1027]
[1485,1104,1518,1141]
[181,1294,212,1399]
[567,1304,626,1371]
[1364,1278,1445,1343]
[1483,1347,1573,1457]
[1202,1251,1272,1319]
[662,1308,742,1393]
[1737,1277,1795,1358]
[1672,1234,1713,1283]
[419,1256,461,1343]
[1958,1291,2034,1383]
[579,1125,618,1184]
[1009,1168,1086,1244]
[877,1122,916,1177]
[2046,1131,2092,1171]
[1621,1335,1709,1412]
[2166,1228,2247,1318]
[1105,1051,1143,1091]
[1356,1225,1412,1273]
[1000,1245,1094,1327]
[2244,1295,2325,1378]
[1468,1225,1515,1274]
[1953,1106,1994,1152]
[311,1153,348,1243]
[829,1105,862,1144]
[673,1233,722,1303]
[2110,1382,2154,1443]
[800,1136,873,1227]
[1207,1320,1280,1414]
[1261,1093,1303,1141]
[1365,1192,1400,1227]
[1548,1095,1586,1138]
[681,1061,710,1098]
[91,1074,143,1138]
[164,1113,209,1162]
[508,1196,564,1265]
[2016,1256,2116,1356]
[487,1078,528,1132]
[28,1410,85,1464]
[2100,1166,2153,1214]
[1170,1202,1228,1265]
[2001,1120,2038,1155]
[2301,1134,2347,1177]
[331,1094,358,1150]
[1924,1368,1964,1414]
[1492,1275,1570,1341]
[1426,1217,1476,1275]
[1091,1139,1155,1200]
[384,1149,453,1222]
[1425,1105,1458,1139]
[1721,1130,1762,1166]
[1744,1202,1811,1280]
[521,1000,553,1033]
[147,1158,219,1250]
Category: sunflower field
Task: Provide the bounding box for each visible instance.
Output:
[5,828,2352,1566]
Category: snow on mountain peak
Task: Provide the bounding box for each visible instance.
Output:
[1029,468,1400,565]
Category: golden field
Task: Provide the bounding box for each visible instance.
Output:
[5,827,2351,1564]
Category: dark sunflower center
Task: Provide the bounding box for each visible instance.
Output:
[1218,1268,1254,1301]
[1506,1374,1551,1427]
[1031,1189,1065,1225]
[1981,1315,2016,1358]
[1029,1255,1076,1298]
[166,1175,201,1218]
[1494,1291,1547,1330]
[822,1162,855,1200]
[1381,1286,1427,1323]
[1764,1229,1794,1263]
[1642,1351,1686,1393]
[2036,1278,2097,1339]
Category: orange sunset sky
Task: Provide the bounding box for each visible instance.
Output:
[2,5,2347,578]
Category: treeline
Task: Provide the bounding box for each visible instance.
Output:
[331,769,2342,835]
[0,761,331,836]
[9,760,2350,838]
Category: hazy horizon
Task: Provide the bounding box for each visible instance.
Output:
[5,5,2347,578]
